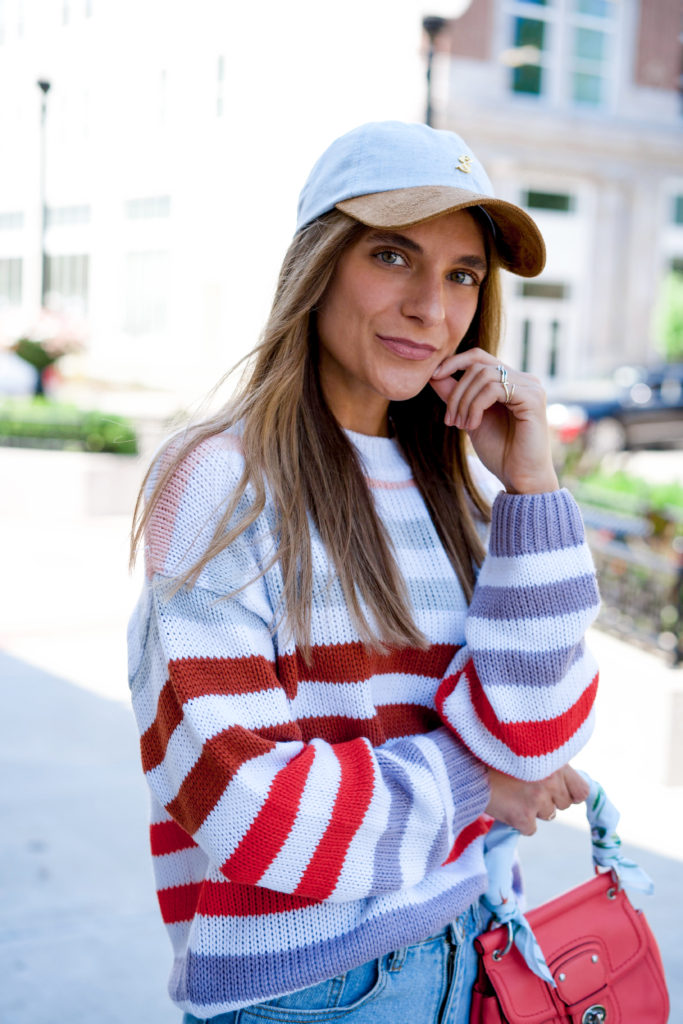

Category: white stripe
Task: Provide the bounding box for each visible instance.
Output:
[291,680,375,721]
[258,740,341,892]
[412,734,456,850]
[131,630,170,734]
[466,606,599,653]
[446,674,596,781]
[186,689,291,733]
[153,584,275,662]
[331,756,389,900]
[370,673,440,707]
[194,741,305,864]
[479,544,595,588]
[153,846,208,891]
[147,725,202,807]
[477,646,599,722]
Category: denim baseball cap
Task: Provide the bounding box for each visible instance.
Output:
[296,121,545,277]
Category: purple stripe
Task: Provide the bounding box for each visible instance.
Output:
[170,872,487,1011]
[468,642,587,690]
[470,574,599,621]
[489,489,586,557]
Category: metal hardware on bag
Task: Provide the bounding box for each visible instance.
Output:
[581,1006,607,1024]
[558,972,566,982]
[592,954,599,963]
[491,922,514,961]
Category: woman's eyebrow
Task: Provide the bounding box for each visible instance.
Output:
[365,230,423,254]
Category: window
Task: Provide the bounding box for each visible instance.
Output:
[125,196,171,219]
[511,16,547,96]
[673,196,683,226]
[46,205,91,227]
[124,251,168,334]
[504,0,617,108]
[521,281,569,299]
[0,258,22,306]
[524,190,575,212]
[44,254,89,309]
[0,212,24,230]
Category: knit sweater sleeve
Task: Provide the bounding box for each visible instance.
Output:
[436,489,601,781]
[128,435,490,904]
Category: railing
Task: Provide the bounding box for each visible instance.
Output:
[579,502,683,667]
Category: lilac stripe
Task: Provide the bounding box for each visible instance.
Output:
[469,642,587,689]
[470,574,599,621]
[489,489,586,557]
[171,873,487,1010]
[371,765,411,891]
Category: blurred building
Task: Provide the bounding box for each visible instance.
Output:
[0,0,270,396]
[436,0,683,382]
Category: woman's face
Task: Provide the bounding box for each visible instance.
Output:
[316,209,487,436]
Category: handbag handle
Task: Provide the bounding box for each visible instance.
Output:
[480,772,654,985]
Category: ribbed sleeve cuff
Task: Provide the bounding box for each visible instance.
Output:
[488,488,586,557]
[432,728,490,836]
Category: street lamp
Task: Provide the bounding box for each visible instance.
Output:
[37,79,51,308]
[422,2,472,127]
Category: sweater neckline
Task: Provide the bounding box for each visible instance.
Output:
[344,428,413,483]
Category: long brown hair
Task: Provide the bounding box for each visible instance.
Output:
[131,208,502,658]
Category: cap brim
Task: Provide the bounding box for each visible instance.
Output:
[336,186,545,278]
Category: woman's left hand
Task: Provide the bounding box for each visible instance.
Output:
[430,348,559,495]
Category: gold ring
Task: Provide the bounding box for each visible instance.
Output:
[502,381,515,405]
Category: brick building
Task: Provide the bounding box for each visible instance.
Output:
[434,0,683,381]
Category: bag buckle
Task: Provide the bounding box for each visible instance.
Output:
[491,921,514,961]
[581,1006,607,1024]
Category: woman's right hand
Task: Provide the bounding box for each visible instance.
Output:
[485,764,589,835]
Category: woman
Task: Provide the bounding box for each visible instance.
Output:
[128,121,599,1023]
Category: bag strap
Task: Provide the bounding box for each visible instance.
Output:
[480,772,654,986]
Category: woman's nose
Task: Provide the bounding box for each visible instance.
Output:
[401,275,446,327]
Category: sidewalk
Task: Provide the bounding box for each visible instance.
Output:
[1,451,682,1021]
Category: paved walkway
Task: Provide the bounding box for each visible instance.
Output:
[1,447,681,1022]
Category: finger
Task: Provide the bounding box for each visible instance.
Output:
[431,347,500,379]
[564,766,590,804]
[453,366,513,430]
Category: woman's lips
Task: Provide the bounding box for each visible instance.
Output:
[377,335,437,361]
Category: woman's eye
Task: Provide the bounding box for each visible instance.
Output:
[450,270,477,286]
[376,250,406,266]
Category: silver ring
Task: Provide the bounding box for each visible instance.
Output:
[497,364,508,384]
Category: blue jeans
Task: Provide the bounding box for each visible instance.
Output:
[182,902,486,1024]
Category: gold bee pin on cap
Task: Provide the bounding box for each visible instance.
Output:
[456,155,472,173]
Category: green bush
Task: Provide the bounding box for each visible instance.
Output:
[576,469,683,513]
[0,397,138,455]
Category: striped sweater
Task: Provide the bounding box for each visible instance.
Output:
[127,427,600,1017]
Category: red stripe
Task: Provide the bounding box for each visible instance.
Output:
[296,705,440,745]
[222,745,316,883]
[197,879,322,918]
[278,642,458,691]
[443,815,493,865]
[293,739,375,901]
[157,881,202,924]
[437,659,598,758]
[166,726,277,835]
[142,642,456,773]
[140,678,183,773]
[150,819,198,856]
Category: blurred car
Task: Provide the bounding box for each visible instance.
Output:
[547,363,683,456]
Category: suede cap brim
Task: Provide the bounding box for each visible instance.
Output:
[336,186,546,278]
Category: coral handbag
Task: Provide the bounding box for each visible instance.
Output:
[470,777,669,1024]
